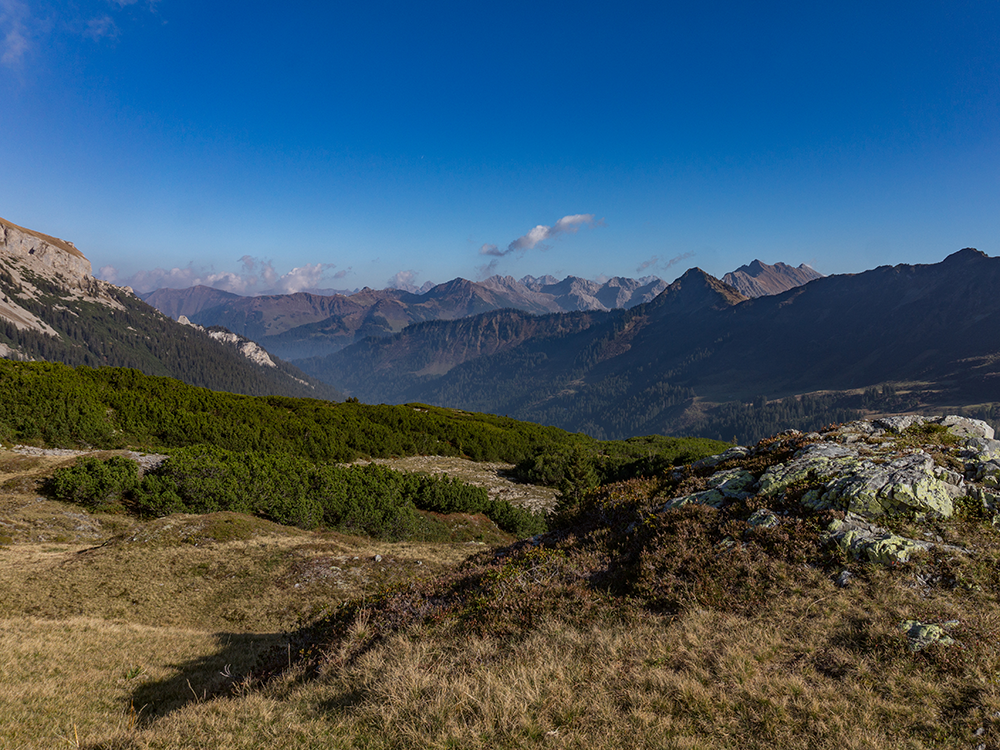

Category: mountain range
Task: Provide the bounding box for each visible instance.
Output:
[141,274,672,360]
[0,217,340,401]
[297,249,1000,442]
[15,213,994,447]
[142,261,821,361]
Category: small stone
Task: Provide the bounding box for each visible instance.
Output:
[373,554,382,562]
[900,619,959,651]
[835,570,853,588]
[747,508,780,529]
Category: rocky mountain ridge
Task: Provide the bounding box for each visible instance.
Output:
[0,217,340,400]
[0,217,126,347]
[142,261,821,362]
[141,273,673,360]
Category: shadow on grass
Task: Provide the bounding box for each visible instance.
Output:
[124,631,290,725]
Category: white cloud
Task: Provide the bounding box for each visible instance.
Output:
[386,270,435,293]
[0,0,159,68]
[475,258,500,280]
[636,252,695,275]
[84,15,118,40]
[479,213,601,259]
[271,263,334,294]
[0,0,30,67]
[636,256,658,274]
[98,256,341,295]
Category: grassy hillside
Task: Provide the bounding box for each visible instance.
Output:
[3,416,1000,748]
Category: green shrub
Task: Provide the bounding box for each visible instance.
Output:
[49,455,139,509]
[310,464,421,540]
[484,500,547,537]
[136,447,322,528]
[49,448,545,541]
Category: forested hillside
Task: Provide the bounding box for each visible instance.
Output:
[0,360,725,472]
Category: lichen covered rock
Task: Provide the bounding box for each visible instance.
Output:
[900,619,959,651]
[759,441,964,518]
[661,467,756,510]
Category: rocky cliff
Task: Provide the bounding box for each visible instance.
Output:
[0,217,92,280]
[0,217,340,400]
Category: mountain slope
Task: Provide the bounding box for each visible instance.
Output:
[140,285,244,319]
[305,251,1000,440]
[0,217,341,400]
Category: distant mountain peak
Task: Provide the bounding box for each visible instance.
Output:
[649,267,747,314]
[722,259,824,298]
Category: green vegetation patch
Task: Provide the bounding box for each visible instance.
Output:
[47,448,546,541]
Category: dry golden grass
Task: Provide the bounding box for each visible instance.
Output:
[20,593,999,750]
[0,454,501,749]
[4,445,1000,749]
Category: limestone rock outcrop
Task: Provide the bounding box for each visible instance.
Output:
[661,413,1000,567]
[0,216,128,334]
[0,217,93,284]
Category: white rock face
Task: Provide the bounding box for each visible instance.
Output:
[206,330,277,368]
[0,217,92,282]
[0,217,127,340]
[177,316,277,368]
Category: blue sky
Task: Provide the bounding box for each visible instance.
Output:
[1,0,998,294]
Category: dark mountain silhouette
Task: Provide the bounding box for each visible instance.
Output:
[299,251,1000,441]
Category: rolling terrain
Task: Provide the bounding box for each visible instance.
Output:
[4,395,1000,749]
